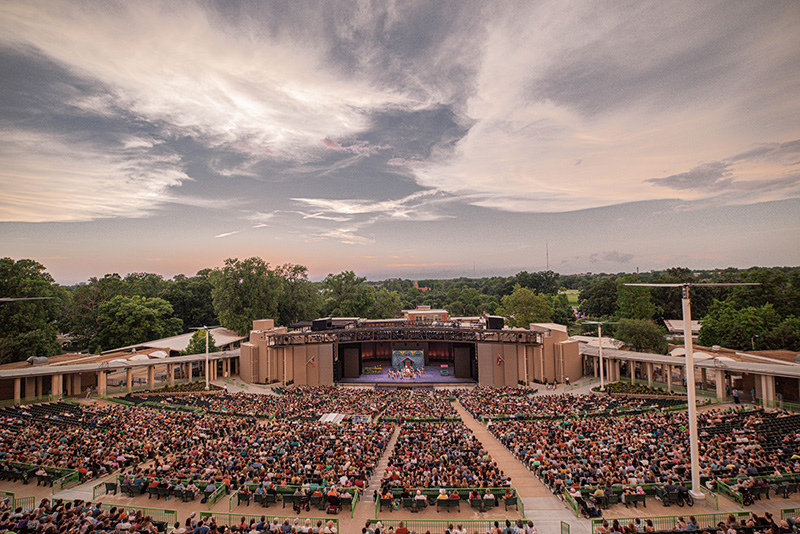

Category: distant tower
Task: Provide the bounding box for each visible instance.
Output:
[546,241,549,271]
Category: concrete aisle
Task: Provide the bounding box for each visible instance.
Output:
[348,425,401,530]
[451,401,593,534]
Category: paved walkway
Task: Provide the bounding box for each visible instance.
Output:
[451,400,592,534]
[349,426,400,529]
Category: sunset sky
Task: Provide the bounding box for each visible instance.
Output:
[1,1,799,284]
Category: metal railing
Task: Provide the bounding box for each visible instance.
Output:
[369,519,515,532]
[52,470,80,495]
[93,503,177,525]
[591,512,751,534]
[200,512,337,530]
[0,394,66,407]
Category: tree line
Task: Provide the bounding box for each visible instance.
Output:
[1,257,798,363]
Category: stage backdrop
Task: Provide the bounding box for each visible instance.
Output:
[392,350,424,369]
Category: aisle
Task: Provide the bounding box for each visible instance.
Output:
[451,400,592,534]
[348,425,400,529]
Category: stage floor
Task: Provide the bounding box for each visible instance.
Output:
[337,364,476,385]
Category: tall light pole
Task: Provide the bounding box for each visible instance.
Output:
[190,326,221,391]
[625,282,758,498]
[583,320,617,391]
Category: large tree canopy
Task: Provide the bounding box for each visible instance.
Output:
[93,295,182,353]
[321,271,374,318]
[210,257,283,335]
[498,285,553,327]
[0,258,67,363]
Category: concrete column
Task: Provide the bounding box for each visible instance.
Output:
[614,360,621,382]
[628,361,634,381]
[592,357,598,378]
[168,364,175,387]
[52,374,62,399]
[97,371,107,397]
[72,374,81,396]
[761,374,775,403]
[667,365,673,392]
[35,376,42,398]
[716,369,726,400]
[148,366,155,390]
[126,368,133,393]
[701,368,707,390]
[187,363,194,383]
[224,359,230,378]
[13,378,21,403]
[647,363,653,388]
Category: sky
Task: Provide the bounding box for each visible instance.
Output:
[1,1,799,285]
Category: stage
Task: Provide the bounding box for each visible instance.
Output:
[337,364,476,386]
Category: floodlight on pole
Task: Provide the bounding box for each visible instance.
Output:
[190,325,222,391]
[624,282,759,499]
[583,320,618,391]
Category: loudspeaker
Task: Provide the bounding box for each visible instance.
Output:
[312,318,332,331]
[486,315,504,330]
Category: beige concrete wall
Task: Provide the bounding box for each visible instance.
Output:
[501,344,519,386]
[318,344,333,385]
[239,342,256,383]
[252,319,275,331]
[560,340,581,383]
[477,343,495,387]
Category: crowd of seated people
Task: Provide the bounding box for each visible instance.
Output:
[489,408,800,497]
[129,388,396,419]
[382,422,510,491]
[0,400,393,492]
[378,391,459,421]
[0,404,248,481]
[457,390,683,420]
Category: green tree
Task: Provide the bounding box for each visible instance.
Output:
[210,257,284,335]
[515,270,560,295]
[616,318,667,353]
[550,293,572,325]
[0,258,67,363]
[761,316,800,351]
[122,272,167,298]
[369,288,402,319]
[321,271,375,317]
[160,270,218,329]
[94,295,182,352]
[615,276,658,320]
[182,329,219,355]
[498,284,553,327]
[276,264,322,325]
[699,300,780,350]
[61,273,125,350]
[579,279,617,318]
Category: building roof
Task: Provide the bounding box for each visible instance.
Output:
[102,327,245,354]
[663,319,702,334]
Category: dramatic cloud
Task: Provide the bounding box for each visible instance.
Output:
[0,1,798,280]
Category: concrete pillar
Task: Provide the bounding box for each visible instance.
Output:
[614,360,620,382]
[761,374,775,404]
[716,369,726,400]
[701,368,707,390]
[593,357,598,378]
[647,363,653,388]
[97,371,107,397]
[126,368,133,393]
[188,363,194,383]
[148,366,155,390]
[667,365,673,392]
[52,374,62,399]
[628,361,634,381]
[35,376,42,398]
[224,359,230,378]
[168,364,175,387]
[72,374,81,396]
[14,378,21,403]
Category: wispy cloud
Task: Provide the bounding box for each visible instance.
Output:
[0,129,188,222]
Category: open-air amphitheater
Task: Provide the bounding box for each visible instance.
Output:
[3,314,800,534]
